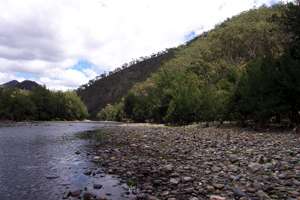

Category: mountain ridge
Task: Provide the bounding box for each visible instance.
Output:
[1,80,42,91]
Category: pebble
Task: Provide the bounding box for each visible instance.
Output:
[210,195,226,200]
[182,176,193,182]
[248,162,262,172]
[170,178,180,185]
[256,190,272,200]
[83,125,300,200]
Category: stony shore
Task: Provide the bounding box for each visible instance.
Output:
[85,124,300,200]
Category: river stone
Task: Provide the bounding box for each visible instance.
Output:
[75,150,81,155]
[170,178,180,185]
[84,170,92,176]
[83,192,96,200]
[248,162,262,172]
[182,176,193,182]
[211,166,221,172]
[69,190,81,197]
[210,195,226,200]
[256,190,272,200]
[93,183,103,189]
[45,175,59,179]
[164,164,174,172]
[213,183,224,189]
[232,188,247,198]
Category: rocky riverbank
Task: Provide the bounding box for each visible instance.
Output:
[85,124,300,200]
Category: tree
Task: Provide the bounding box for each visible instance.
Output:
[0,88,36,121]
[232,58,282,125]
[63,92,89,120]
[282,0,300,58]
[97,102,124,121]
[30,86,55,120]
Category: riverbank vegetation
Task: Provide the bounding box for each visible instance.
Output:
[0,86,88,121]
[98,2,300,126]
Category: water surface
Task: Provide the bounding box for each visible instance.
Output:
[0,122,134,200]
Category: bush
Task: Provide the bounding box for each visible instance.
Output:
[97,102,124,121]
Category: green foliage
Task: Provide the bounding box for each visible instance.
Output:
[30,86,56,120]
[0,87,88,121]
[62,92,89,120]
[163,71,203,124]
[0,88,36,121]
[87,3,300,126]
[97,102,124,121]
[232,58,281,123]
[232,53,300,125]
[281,0,300,58]
[110,4,300,126]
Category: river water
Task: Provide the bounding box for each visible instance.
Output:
[0,122,134,200]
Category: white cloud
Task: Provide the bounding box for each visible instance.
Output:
[0,0,284,90]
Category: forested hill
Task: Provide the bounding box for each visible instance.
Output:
[97,2,300,126]
[1,80,41,91]
[77,50,175,117]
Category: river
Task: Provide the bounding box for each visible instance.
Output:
[0,122,135,200]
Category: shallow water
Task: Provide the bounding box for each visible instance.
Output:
[0,122,134,200]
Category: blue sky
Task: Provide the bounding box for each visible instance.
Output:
[72,60,93,71]
[0,0,286,90]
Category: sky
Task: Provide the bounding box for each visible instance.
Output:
[0,0,284,90]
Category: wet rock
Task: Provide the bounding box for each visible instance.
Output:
[75,150,81,155]
[93,183,103,189]
[62,191,69,199]
[84,170,92,176]
[45,175,59,179]
[96,197,108,200]
[69,190,81,197]
[189,197,199,200]
[83,192,96,200]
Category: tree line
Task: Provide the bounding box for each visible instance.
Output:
[0,86,88,121]
[97,2,300,127]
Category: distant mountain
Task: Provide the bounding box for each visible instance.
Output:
[77,50,175,118]
[1,80,41,90]
[2,80,19,88]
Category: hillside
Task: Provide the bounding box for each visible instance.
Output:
[97,3,300,125]
[77,51,175,117]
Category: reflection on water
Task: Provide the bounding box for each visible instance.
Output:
[0,122,135,200]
